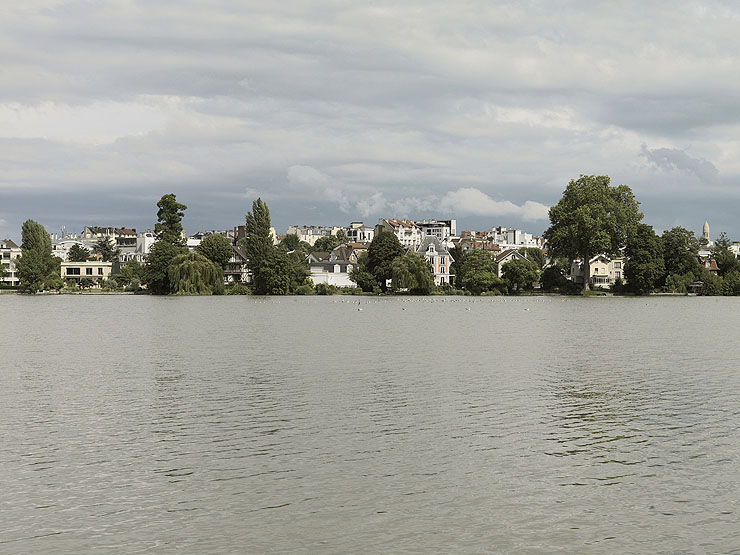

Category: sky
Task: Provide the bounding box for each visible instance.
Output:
[2,1,739,243]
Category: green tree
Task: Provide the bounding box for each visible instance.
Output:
[196,234,233,268]
[155,193,187,245]
[366,232,404,291]
[245,198,274,279]
[349,252,377,292]
[518,247,546,270]
[664,273,695,294]
[336,229,348,243]
[79,277,94,290]
[143,241,187,294]
[449,244,466,288]
[457,249,502,295]
[313,235,341,253]
[143,194,189,294]
[279,234,302,251]
[391,252,434,294]
[114,260,143,288]
[711,232,739,276]
[168,252,224,295]
[624,223,665,295]
[92,237,120,262]
[722,270,740,296]
[543,175,643,290]
[661,227,700,279]
[15,220,61,292]
[286,251,310,293]
[699,268,723,296]
[67,244,91,262]
[501,258,539,293]
[257,249,291,295]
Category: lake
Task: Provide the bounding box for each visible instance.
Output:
[2,295,740,553]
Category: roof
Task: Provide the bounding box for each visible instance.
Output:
[309,251,330,262]
[495,249,526,263]
[309,261,352,272]
[346,242,367,249]
[1,239,19,249]
[382,218,419,229]
[415,235,451,258]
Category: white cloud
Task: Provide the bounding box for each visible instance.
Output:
[440,188,549,221]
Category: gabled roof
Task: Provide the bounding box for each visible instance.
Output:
[1,239,19,249]
[495,249,526,263]
[383,218,419,229]
[309,251,330,262]
[415,235,451,257]
[331,244,355,262]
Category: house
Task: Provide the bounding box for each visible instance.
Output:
[61,261,115,286]
[346,222,375,244]
[308,251,331,263]
[286,225,343,246]
[81,226,138,252]
[0,239,22,286]
[309,260,355,287]
[495,249,528,278]
[569,255,626,287]
[490,226,544,250]
[330,243,362,264]
[375,219,424,249]
[224,245,250,284]
[699,256,720,275]
[415,236,453,286]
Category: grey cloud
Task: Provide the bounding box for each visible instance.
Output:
[641,145,719,183]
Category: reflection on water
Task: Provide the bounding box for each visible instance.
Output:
[2,295,740,553]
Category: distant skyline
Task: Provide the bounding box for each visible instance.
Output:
[2,1,739,243]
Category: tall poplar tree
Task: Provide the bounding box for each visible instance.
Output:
[245,198,277,293]
[143,193,188,294]
[16,220,62,292]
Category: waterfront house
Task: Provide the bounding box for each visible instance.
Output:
[0,239,22,286]
[61,261,115,286]
[569,255,626,287]
[495,249,528,278]
[415,236,453,286]
[224,245,251,284]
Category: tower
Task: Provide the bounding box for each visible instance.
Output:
[701,219,711,246]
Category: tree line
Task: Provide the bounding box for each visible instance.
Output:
[9,177,738,295]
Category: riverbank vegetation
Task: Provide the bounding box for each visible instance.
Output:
[9,175,740,296]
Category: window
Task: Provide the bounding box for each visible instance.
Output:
[86,267,93,275]
[98,268,103,275]
[66,267,81,275]
[614,261,622,269]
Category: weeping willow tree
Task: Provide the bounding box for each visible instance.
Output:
[391,252,434,294]
[168,252,224,295]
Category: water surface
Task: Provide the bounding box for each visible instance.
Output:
[2,295,739,553]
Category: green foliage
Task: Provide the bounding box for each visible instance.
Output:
[196,234,233,268]
[501,258,539,293]
[155,193,187,245]
[115,260,144,288]
[227,283,252,295]
[349,252,378,292]
[544,175,643,290]
[286,250,310,293]
[624,223,664,294]
[519,247,546,270]
[366,232,404,291]
[457,249,504,295]
[256,249,291,295]
[711,232,739,276]
[16,220,61,293]
[143,240,187,294]
[448,244,466,287]
[168,252,224,295]
[664,273,695,294]
[315,282,338,295]
[79,277,94,289]
[391,252,434,294]
[699,268,723,296]
[721,270,740,295]
[313,235,341,253]
[92,237,120,262]
[294,284,314,295]
[661,227,700,279]
[279,234,302,252]
[540,259,572,292]
[245,198,273,274]
[336,229,348,243]
[67,244,91,262]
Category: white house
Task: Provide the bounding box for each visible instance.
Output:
[61,261,115,286]
[309,260,355,287]
[0,239,22,286]
[346,222,375,244]
[375,219,424,249]
[570,255,626,287]
[495,249,529,278]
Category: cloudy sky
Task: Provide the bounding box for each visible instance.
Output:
[2,1,739,242]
